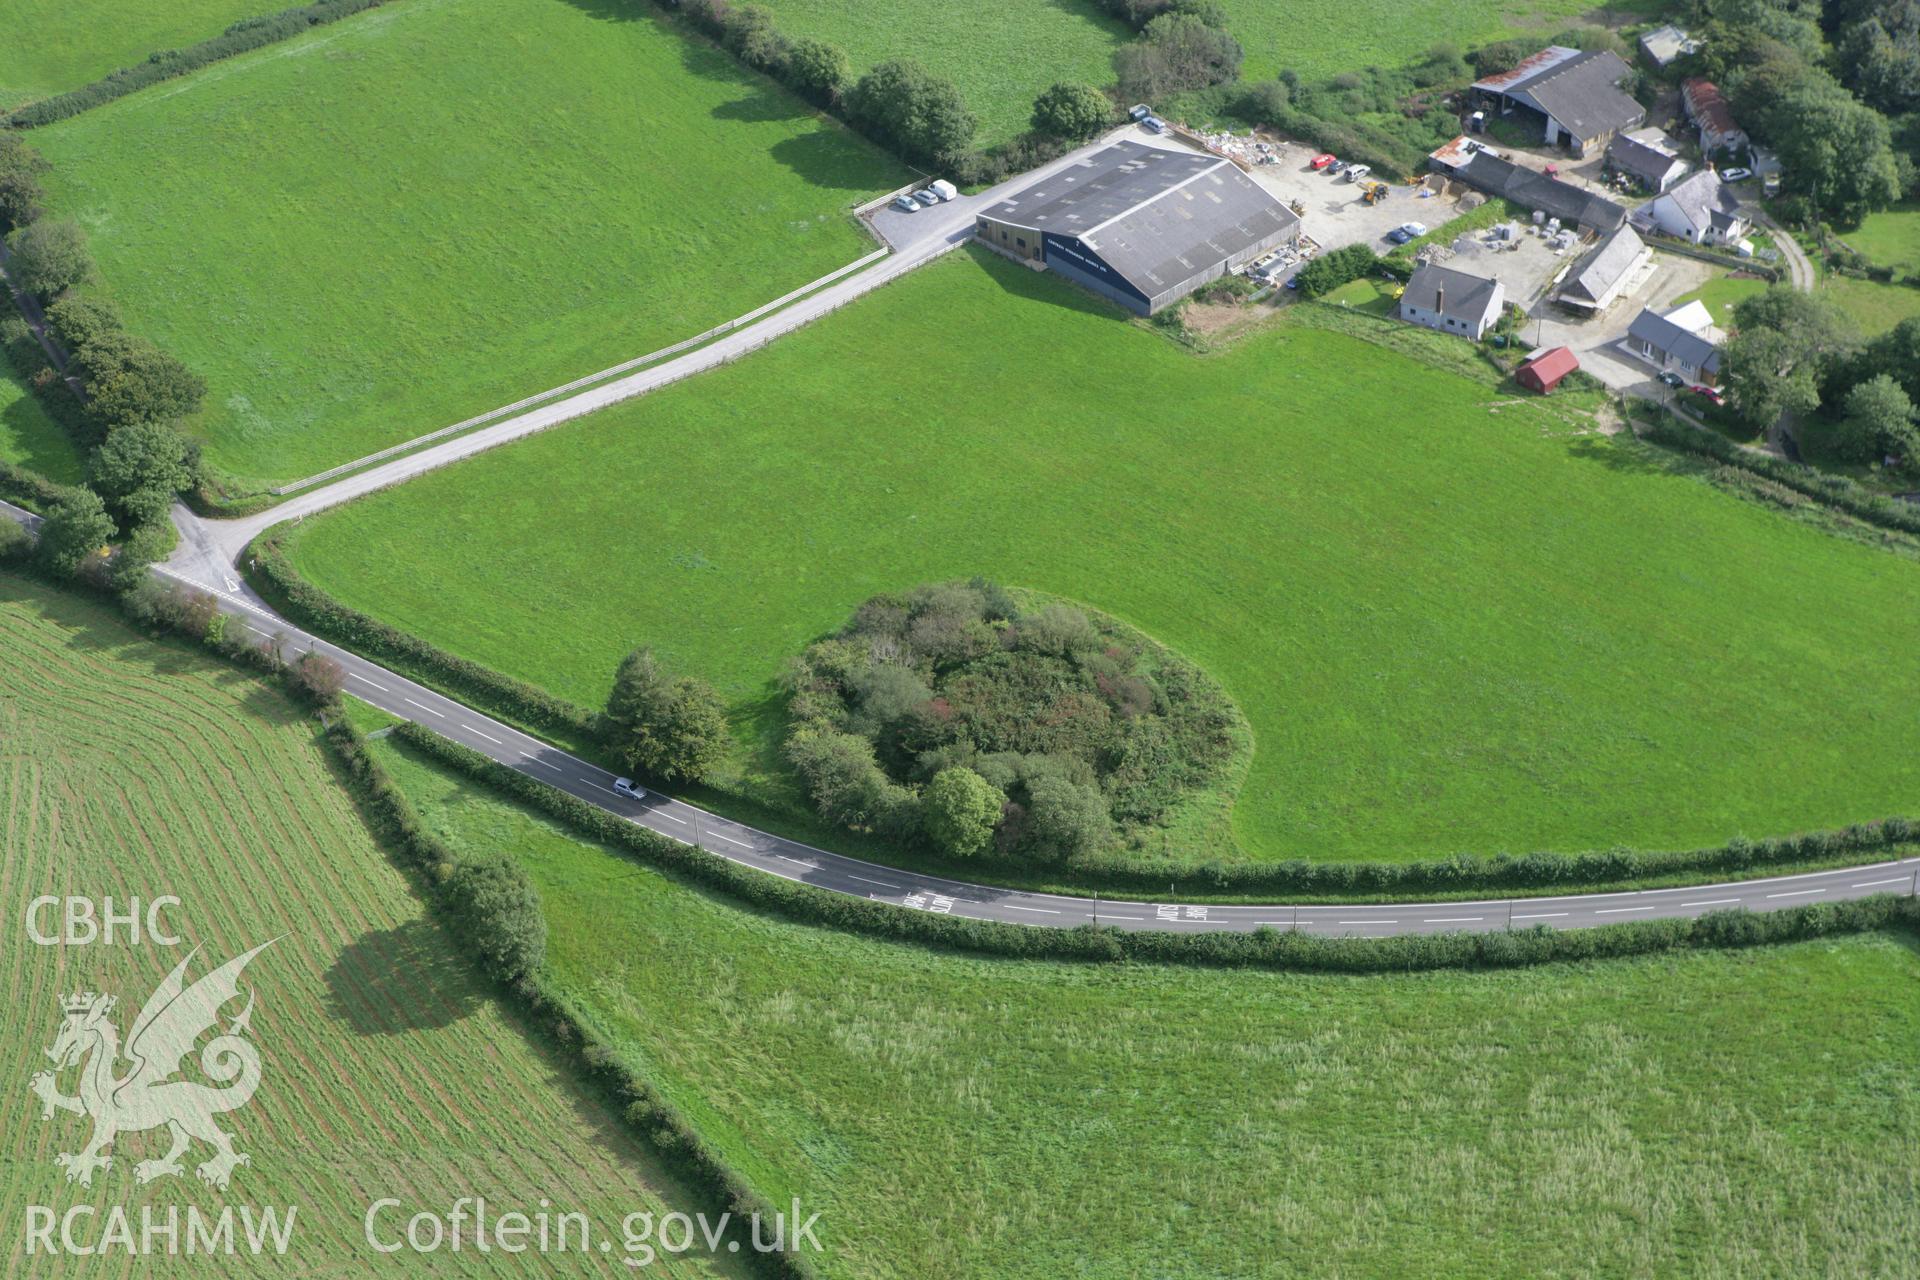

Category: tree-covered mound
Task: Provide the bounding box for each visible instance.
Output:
[783,580,1243,863]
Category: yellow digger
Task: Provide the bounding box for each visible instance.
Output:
[1358,179,1390,205]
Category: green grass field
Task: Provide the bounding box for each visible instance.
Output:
[1844,202,1920,273]
[1670,271,1770,328]
[284,249,1920,871]
[0,576,733,1276]
[32,0,901,491]
[0,0,268,109]
[0,366,82,483]
[747,0,1130,148]
[284,249,1920,869]
[374,735,1920,1279]
[1223,0,1662,83]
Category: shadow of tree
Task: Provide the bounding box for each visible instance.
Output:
[324,918,483,1035]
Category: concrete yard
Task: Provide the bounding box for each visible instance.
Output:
[1243,140,1465,251]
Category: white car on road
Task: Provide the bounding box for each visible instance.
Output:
[613,777,646,799]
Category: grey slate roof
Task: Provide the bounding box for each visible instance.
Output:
[1606,133,1686,188]
[1561,225,1647,305]
[1628,306,1721,374]
[1661,170,1745,235]
[1476,47,1643,139]
[981,141,1300,297]
[1403,263,1502,327]
[1450,151,1627,231]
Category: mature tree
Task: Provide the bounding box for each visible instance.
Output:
[1838,372,1920,463]
[45,294,121,355]
[847,60,978,167]
[1021,775,1112,861]
[4,219,89,299]
[1767,81,1903,223]
[0,517,29,563]
[786,37,850,104]
[290,651,348,706]
[1859,314,1920,404]
[35,487,114,578]
[1031,82,1111,140]
[106,520,173,593]
[90,421,194,524]
[0,131,48,234]
[1840,11,1920,116]
[1115,12,1242,100]
[1724,288,1858,428]
[721,4,788,73]
[447,854,546,984]
[922,766,1005,857]
[75,331,206,431]
[604,647,729,783]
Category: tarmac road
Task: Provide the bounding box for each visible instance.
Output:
[10,496,1912,937]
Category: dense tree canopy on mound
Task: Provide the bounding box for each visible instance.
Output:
[783,580,1240,862]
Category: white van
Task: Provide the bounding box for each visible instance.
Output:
[1345,165,1371,183]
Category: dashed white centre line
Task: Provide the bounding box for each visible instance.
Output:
[1766,888,1825,899]
[466,727,503,745]
[1512,912,1568,920]
[709,832,755,849]
[1005,905,1061,915]
[847,874,902,889]
[1423,916,1482,924]
[1340,919,1399,925]
[349,673,390,692]
[403,697,444,718]
[1852,877,1910,889]
[650,811,687,826]
[518,752,562,771]
[1682,898,1740,908]
[1596,906,1654,914]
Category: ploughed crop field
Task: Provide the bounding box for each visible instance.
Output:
[0,577,731,1277]
[286,249,1920,868]
[747,0,1131,148]
[375,734,1920,1280]
[31,0,900,491]
[0,0,266,110]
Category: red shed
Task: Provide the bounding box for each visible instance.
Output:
[1517,346,1579,394]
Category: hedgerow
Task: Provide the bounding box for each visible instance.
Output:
[6,0,397,128]
[388,721,1920,972]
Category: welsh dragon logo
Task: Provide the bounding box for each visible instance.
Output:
[29,940,276,1191]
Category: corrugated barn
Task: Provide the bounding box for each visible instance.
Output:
[975,141,1301,315]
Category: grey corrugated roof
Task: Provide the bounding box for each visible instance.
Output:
[1660,170,1744,234]
[1628,306,1721,373]
[1451,151,1627,231]
[1478,48,1643,139]
[1606,134,1686,187]
[980,142,1222,234]
[1404,263,1502,326]
[1639,25,1699,65]
[1562,225,1647,304]
[984,141,1300,296]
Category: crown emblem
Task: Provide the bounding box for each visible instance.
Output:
[61,993,97,1014]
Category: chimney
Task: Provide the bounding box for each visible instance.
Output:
[1436,283,1445,315]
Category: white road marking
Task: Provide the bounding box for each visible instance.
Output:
[1852,877,1910,889]
[1340,919,1400,925]
[847,874,902,889]
[1682,898,1740,908]
[1596,906,1654,914]
[518,752,562,771]
[348,673,390,692]
[466,727,504,745]
[1766,888,1825,899]
[775,854,813,867]
[1004,904,1060,914]
[709,832,755,849]
[403,697,444,718]
[650,810,688,826]
[1512,912,1569,920]
[1423,917,1482,924]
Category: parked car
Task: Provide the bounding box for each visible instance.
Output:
[1345,164,1371,183]
[1128,103,1152,122]
[891,193,918,212]
[1310,153,1336,169]
[914,189,941,207]
[1385,221,1427,244]
[1327,160,1348,175]
[1658,371,1685,387]
[613,777,645,799]
[1143,116,1168,134]
[1691,384,1725,406]
[1722,167,1753,182]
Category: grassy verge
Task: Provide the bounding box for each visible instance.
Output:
[284,247,1920,869]
[372,729,1920,1279]
[32,0,901,490]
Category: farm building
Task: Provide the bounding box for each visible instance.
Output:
[1399,263,1505,340]
[1646,170,1749,246]
[1682,79,1748,156]
[1606,132,1688,193]
[1471,47,1645,156]
[1625,300,1722,385]
[1430,140,1628,234]
[1639,24,1700,68]
[974,141,1301,316]
[1554,225,1652,313]
[1517,346,1580,393]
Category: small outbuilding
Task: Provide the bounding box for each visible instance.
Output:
[1638,25,1700,69]
[1471,47,1646,155]
[1606,132,1689,194]
[1625,300,1723,385]
[1555,224,1652,313]
[1400,263,1506,340]
[1430,139,1628,234]
[1682,79,1748,156]
[1516,346,1580,393]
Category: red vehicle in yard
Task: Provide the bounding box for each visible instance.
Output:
[1310,153,1336,169]
[1691,384,1725,407]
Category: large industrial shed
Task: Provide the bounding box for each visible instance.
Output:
[975,141,1301,315]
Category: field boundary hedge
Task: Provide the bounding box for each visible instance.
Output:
[320,715,819,1279]
[1639,412,1920,538]
[6,0,398,127]
[253,528,1920,896]
[388,720,1920,972]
